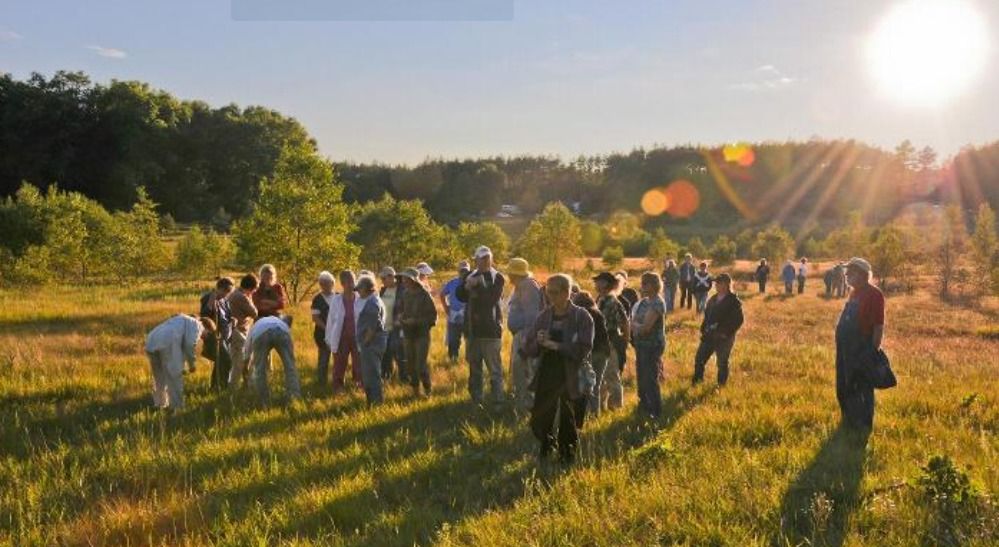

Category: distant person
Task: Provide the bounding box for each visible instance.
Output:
[245,315,301,404]
[355,275,389,406]
[615,271,639,313]
[631,272,667,419]
[378,267,407,382]
[456,246,507,405]
[507,257,543,412]
[253,264,286,318]
[692,262,713,314]
[836,257,885,430]
[311,271,336,387]
[834,263,848,298]
[440,261,470,362]
[525,274,594,465]
[593,272,629,412]
[797,258,809,294]
[755,259,770,294]
[679,253,696,309]
[226,274,259,387]
[662,259,680,313]
[692,273,744,386]
[823,266,836,298]
[781,261,796,295]
[200,277,235,391]
[325,270,363,392]
[572,291,610,417]
[399,268,438,397]
[144,314,214,411]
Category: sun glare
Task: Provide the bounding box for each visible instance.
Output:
[866,0,990,107]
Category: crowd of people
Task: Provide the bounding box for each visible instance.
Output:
[144,248,886,464]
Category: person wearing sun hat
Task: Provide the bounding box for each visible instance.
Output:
[416,262,435,292]
[507,256,543,411]
[456,245,507,405]
[835,256,885,430]
[398,267,437,397]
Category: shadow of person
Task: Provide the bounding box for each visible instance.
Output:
[775,424,870,547]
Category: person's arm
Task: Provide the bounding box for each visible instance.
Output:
[183,319,199,370]
[417,291,438,328]
[273,285,287,312]
[439,286,451,316]
[311,297,325,329]
[872,325,884,349]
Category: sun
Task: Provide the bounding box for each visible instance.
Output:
[866,0,990,107]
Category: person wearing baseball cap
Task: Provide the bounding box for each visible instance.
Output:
[456,245,507,405]
[835,256,885,430]
[692,273,744,386]
[507,257,543,411]
[440,260,472,362]
[377,266,407,382]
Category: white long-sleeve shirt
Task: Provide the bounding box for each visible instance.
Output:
[145,314,203,374]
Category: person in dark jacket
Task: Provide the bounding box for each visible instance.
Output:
[692,273,744,386]
[398,268,437,397]
[615,271,639,313]
[691,262,713,314]
[781,261,796,295]
[662,259,680,313]
[378,267,407,382]
[200,277,235,391]
[311,271,336,387]
[678,254,696,309]
[456,246,507,405]
[572,291,610,416]
[525,274,594,465]
[824,266,836,298]
[755,259,770,294]
[836,257,885,430]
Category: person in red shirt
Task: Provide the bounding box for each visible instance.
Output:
[835,257,885,430]
[253,264,287,319]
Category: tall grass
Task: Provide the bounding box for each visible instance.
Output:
[1,279,997,545]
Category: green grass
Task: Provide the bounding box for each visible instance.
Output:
[1,280,997,545]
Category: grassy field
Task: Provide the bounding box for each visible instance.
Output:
[1,272,997,545]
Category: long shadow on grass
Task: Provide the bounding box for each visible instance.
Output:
[774,425,869,547]
[0,310,162,337]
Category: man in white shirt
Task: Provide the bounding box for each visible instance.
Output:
[245,315,301,403]
[797,258,809,295]
[145,314,213,410]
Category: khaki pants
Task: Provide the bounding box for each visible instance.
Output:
[227,330,250,387]
[598,347,623,411]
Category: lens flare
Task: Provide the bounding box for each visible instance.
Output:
[640,188,670,216]
[723,143,756,167]
[663,180,700,218]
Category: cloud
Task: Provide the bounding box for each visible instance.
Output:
[731,65,797,91]
[0,30,22,41]
[87,45,127,59]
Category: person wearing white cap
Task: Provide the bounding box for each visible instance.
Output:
[440,260,471,361]
[835,257,885,430]
[456,245,507,405]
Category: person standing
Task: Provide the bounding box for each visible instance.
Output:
[253,264,287,318]
[200,277,235,391]
[145,315,213,411]
[416,262,435,291]
[834,263,848,298]
[615,271,639,314]
[572,291,610,417]
[692,273,744,386]
[325,270,363,392]
[456,246,507,405]
[824,266,836,298]
[440,261,470,362]
[692,262,713,314]
[525,274,594,465]
[679,254,696,309]
[378,267,407,382]
[755,259,770,294]
[398,268,437,397]
[781,261,796,295]
[245,315,301,404]
[593,272,629,412]
[662,259,680,313]
[355,276,389,406]
[311,271,336,388]
[836,257,885,430]
[797,258,809,295]
[631,272,666,419]
[507,257,543,412]
[226,274,259,387]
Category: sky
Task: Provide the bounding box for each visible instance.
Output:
[2,0,998,164]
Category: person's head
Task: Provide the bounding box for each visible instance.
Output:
[215,277,235,298]
[506,257,532,282]
[640,272,663,297]
[715,273,732,295]
[379,267,397,288]
[198,316,217,340]
[800,257,808,264]
[684,253,693,263]
[615,271,629,287]
[355,275,376,298]
[592,272,619,295]
[666,259,676,269]
[760,258,767,266]
[474,246,493,272]
[846,257,872,288]
[259,264,276,286]
[239,273,259,293]
[400,268,421,290]
[457,260,471,276]
[699,261,708,272]
[415,262,434,283]
[571,290,596,310]
[318,271,335,294]
[339,270,356,293]
[545,274,572,310]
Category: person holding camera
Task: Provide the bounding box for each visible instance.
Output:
[692,273,744,386]
[455,246,506,405]
[524,274,594,465]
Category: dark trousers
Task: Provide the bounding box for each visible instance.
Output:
[693,334,735,385]
[404,334,431,393]
[209,345,232,391]
[315,337,332,386]
[531,355,586,462]
[381,329,407,381]
[635,342,664,418]
[797,275,806,294]
[680,282,694,309]
[758,280,767,294]
[784,281,794,294]
[446,322,463,361]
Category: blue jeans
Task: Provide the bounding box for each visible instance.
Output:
[446,322,463,361]
[664,287,676,313]
[635,341,664,418]
[360,340,386,405]
[696,292,708,313]
[381,329,406,381]
[251,328,301,403]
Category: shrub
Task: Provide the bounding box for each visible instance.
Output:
[709,235,737,266]
[602,246,624,269]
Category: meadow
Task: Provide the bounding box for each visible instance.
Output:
[1,266,997,546]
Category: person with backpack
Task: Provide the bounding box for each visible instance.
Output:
[678,253,696,309]
[507,257,543,412]
[692,262,713,314]
[755,259,770,294]
[692,273,744,386]
[836,257,886,430]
